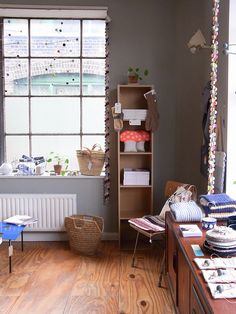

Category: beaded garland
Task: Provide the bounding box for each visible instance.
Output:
[104,19,110,202]
[208,0,220,194]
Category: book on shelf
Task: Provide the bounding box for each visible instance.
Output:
[4,215,38,226]
[179,224,202,237]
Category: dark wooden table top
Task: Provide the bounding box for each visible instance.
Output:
[167,214,236,314]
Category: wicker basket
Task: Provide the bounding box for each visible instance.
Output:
[64,215,104,255]
[76,144,105,176]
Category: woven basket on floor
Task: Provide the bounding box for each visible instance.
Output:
[76,144,105,176]
[64,215,104,255]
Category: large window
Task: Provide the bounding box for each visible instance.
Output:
[226,1,236,196]
[1,18,106,170]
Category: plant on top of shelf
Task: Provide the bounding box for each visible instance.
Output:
[127,67,149,84]
[46,152,69,175]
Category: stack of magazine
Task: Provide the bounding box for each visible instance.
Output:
[4,215,38,226]
[179,224,202,237]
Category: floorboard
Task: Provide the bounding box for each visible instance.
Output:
[0,241,175,314]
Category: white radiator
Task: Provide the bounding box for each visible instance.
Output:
[0,194,77,231]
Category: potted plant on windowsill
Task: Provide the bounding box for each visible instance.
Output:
[47,152,69,175]
[127,67,149,84]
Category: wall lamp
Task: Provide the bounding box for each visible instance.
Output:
[187,29,211,54]
[223,43,236,55]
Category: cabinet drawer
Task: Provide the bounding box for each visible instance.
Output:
[166,223,177,303]
[177,249,190,314]
[190,277,208,314]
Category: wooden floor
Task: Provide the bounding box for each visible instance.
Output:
[0,241,175,314]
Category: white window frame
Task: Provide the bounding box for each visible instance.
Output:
[226,0,236,196]
[0,6,108,169]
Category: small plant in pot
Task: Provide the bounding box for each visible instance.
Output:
[47,152,69,175]
[127,67,149,84]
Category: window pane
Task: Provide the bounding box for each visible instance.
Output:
[31,98,80,133]
[31,19,80,57]
[83,20,105,57]
[4,59,28,95]
[31,59,80,95]
[4,19,28,57]
[5,97,29,133]
[82,135,105,152]
[82,59,105,95]
[82,97,105,133]
[32,136,80,170]
[6,136,29,162]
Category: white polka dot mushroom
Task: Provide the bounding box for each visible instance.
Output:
[136,130,150,152]
[120,130,142,152]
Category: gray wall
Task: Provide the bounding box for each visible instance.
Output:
[0,0,229,233]
[174,0,229,194]
[175,0,211,194]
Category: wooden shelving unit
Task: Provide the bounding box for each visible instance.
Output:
[117,84,154,248]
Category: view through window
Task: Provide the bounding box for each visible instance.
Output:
[226,1,236,195]
[1,18,106,171]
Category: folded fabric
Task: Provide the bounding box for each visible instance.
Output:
[159,185,195,221]
[199,193,236,213]
[144,215,165,228]
[207,212,236,220]
[170,201,203,222]
[128,217,165,232]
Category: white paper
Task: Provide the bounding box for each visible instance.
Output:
[4,215,38,225]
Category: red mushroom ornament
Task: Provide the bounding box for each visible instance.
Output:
[120,130,142,152]
[136,130,150,152]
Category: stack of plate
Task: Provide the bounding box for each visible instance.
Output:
[203,226,236,256]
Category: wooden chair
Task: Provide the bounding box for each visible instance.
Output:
[130,180,196,287]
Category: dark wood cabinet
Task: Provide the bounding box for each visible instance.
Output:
[165,212,235,314]
[190,278,207,314]
[177,248,190,313]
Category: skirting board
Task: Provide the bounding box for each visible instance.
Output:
[9,232,119,242]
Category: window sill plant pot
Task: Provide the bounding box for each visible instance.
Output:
[54,164,62,175]
[127,67,149,85]
[47,152,69,176]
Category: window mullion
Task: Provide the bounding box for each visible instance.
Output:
[0,18,5,163]
[80,19,83,149]
[28,18,32,156]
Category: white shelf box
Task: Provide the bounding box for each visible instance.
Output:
[122,109,147,121]
[123,168,150,185]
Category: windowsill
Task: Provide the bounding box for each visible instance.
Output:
[0,173,105,179]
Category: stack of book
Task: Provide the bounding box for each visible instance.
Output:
[4,215,38,226]
[179,224,202,237]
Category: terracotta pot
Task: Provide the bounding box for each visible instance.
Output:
[128,74,138,84]
[54,164,62,175]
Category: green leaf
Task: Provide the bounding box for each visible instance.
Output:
[65,158,69,164]
[47,158,52,163]
[144,69,149,76]
[128,67,133,73]
[139,77,143,80]
[135,68,140,72]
